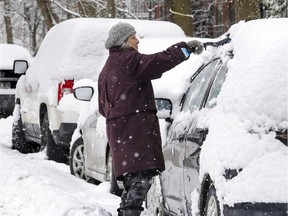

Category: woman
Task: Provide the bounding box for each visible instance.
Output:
[98,22,203,216]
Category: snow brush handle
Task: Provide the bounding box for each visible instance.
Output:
[203,37,231,49]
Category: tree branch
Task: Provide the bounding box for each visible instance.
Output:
[50,0,81,18]
[169,8,193,18]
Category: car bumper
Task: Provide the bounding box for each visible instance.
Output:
[223,202,288,216]
[52,122,77,146]
[0,94,15,117]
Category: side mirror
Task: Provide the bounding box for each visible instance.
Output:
[155,98,172,119]
[73,86,94,101]
[13,60,28,74]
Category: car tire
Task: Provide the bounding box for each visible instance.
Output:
[12,105,39,153]
[205,184,220,216]
[41,112,69,163]
[70,137,100,184]
[107,150,122,196]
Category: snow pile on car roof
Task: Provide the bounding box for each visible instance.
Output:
[0,44,32,70]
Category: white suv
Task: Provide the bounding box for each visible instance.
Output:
[11,18,186,163]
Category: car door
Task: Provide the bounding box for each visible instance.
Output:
[183,60,228,213]
[20,81,40,141]
[161,59,222,215]
[84,113,108,176]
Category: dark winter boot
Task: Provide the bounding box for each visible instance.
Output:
[117,208,123,216]
[122,209,142,216]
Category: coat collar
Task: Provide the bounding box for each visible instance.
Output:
[109,46,135,54]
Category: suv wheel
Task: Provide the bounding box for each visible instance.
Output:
[41,112,68,163]
[12,105,39,153]
[205,184,220,216]
[70,137,99,184]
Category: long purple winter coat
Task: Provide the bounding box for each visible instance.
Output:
[98,42,189,180]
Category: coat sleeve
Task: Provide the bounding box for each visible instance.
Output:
[134,42,189,81]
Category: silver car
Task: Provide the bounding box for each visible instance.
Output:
[69,85,121,195]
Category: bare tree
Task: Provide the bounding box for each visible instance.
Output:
[77,0,97,17]
[3,0,13,43]
[22,1,43,54]
[168,0,194,36]
[107,0,116,17]
[36,0,56,30]
[235,0,260,21]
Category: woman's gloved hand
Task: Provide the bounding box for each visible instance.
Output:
[186,40,203,55]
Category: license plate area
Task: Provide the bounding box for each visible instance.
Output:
[0,82,11,89]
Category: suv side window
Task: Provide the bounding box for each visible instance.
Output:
[182,59,221,112]
[205,64,228,108]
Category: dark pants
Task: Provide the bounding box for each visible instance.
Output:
[118,170,153,214]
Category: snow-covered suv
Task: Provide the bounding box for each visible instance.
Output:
[0,44,32,118]
[11,18,186,163]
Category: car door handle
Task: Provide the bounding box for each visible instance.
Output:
[171,148,175,156]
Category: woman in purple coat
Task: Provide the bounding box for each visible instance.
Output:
[98,22,203,216]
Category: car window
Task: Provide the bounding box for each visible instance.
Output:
[205,64,228,108]
[182,59,221,112]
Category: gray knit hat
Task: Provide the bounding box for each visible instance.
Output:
[105,22,136,49]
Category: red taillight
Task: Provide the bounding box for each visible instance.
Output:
[58,80,74,103]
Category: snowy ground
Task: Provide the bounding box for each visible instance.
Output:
[0,116,153,216]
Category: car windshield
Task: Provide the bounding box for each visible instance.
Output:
[182,59,221,112]
[205,63,228,108]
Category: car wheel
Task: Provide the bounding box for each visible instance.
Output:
[107,150,122,196]
[205,184,220,216]
[70,137,99,184]
[12,105,39,153]
[41,112,68,163]
[146,175,166,216]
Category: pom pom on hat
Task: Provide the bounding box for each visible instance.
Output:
[105,22,136,49]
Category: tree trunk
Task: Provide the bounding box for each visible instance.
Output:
[235,0,260,22]
[77,0,97,17]
[107,0,116,18]
[169,0,193,36]
[37,0,54,30]
[3,0,14,44]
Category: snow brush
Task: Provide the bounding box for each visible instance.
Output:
[203,37,231,49]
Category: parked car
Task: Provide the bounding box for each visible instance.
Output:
[70,79,121,195]
[146,18,288,216]
[0,44,32,118]
[11,18,186,164]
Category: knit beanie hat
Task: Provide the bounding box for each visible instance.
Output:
[105,22,136,49]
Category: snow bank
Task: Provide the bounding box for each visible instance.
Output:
[0,117,118,216]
